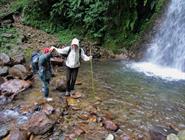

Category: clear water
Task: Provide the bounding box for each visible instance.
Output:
[90,61,185,131]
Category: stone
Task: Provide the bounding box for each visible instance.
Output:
[27,112,54,135]
[178,130,185,140]
[51,77,66,92]
[167,133,179,140]
[0,79,32,96]
[120,134,131,140]
[71,91,83,99]
[103,118,119,132]
[0,77,6,85]
[50,57,64,66]
[42,104,55,115]
[0,66,8,76]
[0,125,9,139]
[105,134,115,140]
[0,53,11,66]
[7,129,28,140]
[149,125,178,140]
[9,64,29,79]
[12,55,25,64]
[67,127,85,139]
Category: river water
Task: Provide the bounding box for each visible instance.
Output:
[89,60,185,133]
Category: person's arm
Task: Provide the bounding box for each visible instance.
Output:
[53,46,70,55]
[80,48,92,61]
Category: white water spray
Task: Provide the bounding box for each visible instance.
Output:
[131,0,185,81]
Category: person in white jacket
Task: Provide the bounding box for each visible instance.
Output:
[52,38,92,96]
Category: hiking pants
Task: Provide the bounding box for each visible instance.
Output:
[40,78,50,98]
[66,67,79,92]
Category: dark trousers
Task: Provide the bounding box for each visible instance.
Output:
[66,67,79,92]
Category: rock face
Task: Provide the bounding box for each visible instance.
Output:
[9,64,30,79]
[0,53,11,66]
[0,66,8,76]
[27,112,54,135]
[0,79,31,96]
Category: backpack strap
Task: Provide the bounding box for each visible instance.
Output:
[67,47,71,57]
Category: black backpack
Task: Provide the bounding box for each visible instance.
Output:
[31,52,41,73]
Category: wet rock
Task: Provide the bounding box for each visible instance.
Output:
[67,127,85,139]
[178,130,185,140]
[67,97,79,107]
[7,129,28,140]
[0,79,31,95]
[50,57,64,66]
[149,125,178,140]
[0,53,11,66]
[51,77,66,92]
[0,66,8,76]
[27,112,54,135]
[42,104,55,115]
[120,134,131,140]
[71,91,83,99]
[12,55,25,64]
[0,77,6,85]
[105,134,115,140]
[103,118,119,132]
[167,133,179,140]
[78,112,90,120]
[9,64,30,79]
[0,125,9,139]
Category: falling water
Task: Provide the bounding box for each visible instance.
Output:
[131,0,185,81]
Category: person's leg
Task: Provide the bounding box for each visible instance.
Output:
[70,68,79,91]
[66,67,72,95]
[41,78,49,98]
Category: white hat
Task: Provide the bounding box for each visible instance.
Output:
[71,38,79,47]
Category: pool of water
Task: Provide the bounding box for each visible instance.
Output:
[88,60,185,132]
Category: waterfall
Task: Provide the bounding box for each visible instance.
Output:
[130,0,185,81]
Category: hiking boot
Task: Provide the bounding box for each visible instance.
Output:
[45,97,53,102]
[65,91,70,96]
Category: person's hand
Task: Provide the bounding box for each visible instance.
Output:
[50,46,55,50]
[89,56,92,60]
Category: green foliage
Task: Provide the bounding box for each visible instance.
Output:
[0,27,20,54]
[9,0,167,52]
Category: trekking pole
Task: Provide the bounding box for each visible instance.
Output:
[90,47,95,96]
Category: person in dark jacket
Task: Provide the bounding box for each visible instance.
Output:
[38,47,54,101]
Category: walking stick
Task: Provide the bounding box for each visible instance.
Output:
[90,47,95,96]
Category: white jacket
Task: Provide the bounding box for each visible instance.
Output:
[54,46,91,68]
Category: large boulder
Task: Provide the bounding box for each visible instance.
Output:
[12,54,26,64]
[0,79,32,97]
[0,53,11,66]
[0,66,8,76]
[51,77,66,92]
[9,64,31,80]
[27,112,54,135]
